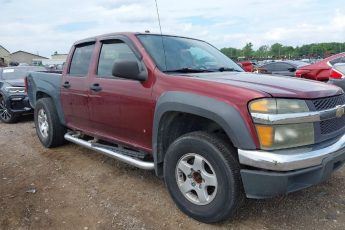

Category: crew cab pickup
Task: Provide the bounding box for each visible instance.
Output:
[26,32,345,223]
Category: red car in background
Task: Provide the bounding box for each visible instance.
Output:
[238,61,255,72]
[295,52,345,81]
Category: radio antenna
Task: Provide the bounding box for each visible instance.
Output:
[154,0,167,69]
[154,0,163,35]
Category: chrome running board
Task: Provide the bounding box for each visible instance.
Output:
[64,132,154,170]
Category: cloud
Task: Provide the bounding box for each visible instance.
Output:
[56,21,99,32]
[0,0,344,56]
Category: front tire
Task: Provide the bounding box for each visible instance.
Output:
[34,98,66,148]
[0,96,19,123]
[164,131,243,223]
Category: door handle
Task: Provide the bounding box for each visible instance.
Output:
[62,81,70,88]
[90,83,102,92]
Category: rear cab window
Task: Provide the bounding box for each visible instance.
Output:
[69,43,95,76]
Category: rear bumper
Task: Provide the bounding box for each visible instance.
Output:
[6,95,32,114]
[238,134,345,198]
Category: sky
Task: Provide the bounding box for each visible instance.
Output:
[0,0,344,57]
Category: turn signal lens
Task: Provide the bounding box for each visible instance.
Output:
[249,99,276,113]
[255,125,273,148]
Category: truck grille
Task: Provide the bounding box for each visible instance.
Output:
[320,116,345,134]
[312,94,345,134]
[312,94,345,111]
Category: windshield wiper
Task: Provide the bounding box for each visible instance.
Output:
[218,67,242,72]
[163,68,215,73]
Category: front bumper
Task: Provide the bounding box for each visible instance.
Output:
[5,95,32,114]
[238,133,345,198]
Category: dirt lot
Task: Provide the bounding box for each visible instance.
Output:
[1,117,345,230]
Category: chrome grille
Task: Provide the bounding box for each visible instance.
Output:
[312,94,345,134]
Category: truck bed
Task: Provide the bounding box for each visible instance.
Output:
[26,71,65,124]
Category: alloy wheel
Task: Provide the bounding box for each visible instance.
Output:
[175,153,218,205]
[37,108,49,139]
[0,98,12,121]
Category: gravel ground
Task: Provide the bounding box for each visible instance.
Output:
[1,117,345,230]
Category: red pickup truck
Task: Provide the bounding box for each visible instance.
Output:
[26,32,345,223]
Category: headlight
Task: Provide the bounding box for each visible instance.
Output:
[249,98,314,150]
[249,98,309,114]
[5,87,25,94]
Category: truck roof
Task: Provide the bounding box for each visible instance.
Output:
[73,32,203,46]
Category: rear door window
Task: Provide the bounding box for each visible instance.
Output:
[69,43,95,76]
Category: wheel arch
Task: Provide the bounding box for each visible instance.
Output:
[34,90,66,125]
[153,91,256,176]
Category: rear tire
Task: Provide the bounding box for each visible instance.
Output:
[0,96,19,123]
[34,98,66,148]
[163,131,243,223]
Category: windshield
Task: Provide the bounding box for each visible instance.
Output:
[137,34,243,73]
[1,67,46,80]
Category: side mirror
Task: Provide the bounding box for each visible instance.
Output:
[112,60,147,81]
[288,67,296,72]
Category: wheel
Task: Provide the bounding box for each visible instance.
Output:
[34,98,66,148]
[164,131,243,223]
[0,96,18,123]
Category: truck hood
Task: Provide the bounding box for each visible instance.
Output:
[188,72,343,99]
[4,79,25,87]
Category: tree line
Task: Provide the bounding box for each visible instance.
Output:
[220,42,345,60]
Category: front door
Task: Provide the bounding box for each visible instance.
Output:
[61,42,95,131]
[88,39,154,150]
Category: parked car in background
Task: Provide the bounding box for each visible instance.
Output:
[238,60,256,72]
[0,66,46,123]
[255,60,308,77]
[295,52,345,81]
[328,63,345,91]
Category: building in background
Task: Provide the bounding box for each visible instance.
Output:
[0,45,11,67]
[51,53,68,60]
[32,52,68,67]
[10,51,48,65]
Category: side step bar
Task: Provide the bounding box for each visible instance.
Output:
[64,133,155,170]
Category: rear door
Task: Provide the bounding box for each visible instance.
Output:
[88,38,154,150]
[61,42,95,131]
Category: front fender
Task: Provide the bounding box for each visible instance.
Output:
[153,91,256,173]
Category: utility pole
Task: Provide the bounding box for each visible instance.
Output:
[278,47,280,58]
